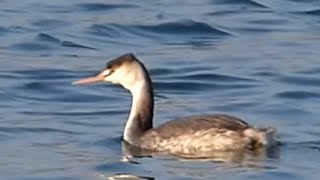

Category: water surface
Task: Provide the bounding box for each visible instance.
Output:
[1,0,320,179]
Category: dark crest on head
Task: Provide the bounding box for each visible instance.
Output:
[106,53,136,70]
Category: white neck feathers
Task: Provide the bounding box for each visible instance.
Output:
[123,80,153,144]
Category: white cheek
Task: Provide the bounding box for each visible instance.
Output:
[104,71,124,84]
[104,75,117,83]
[103,68,138,89]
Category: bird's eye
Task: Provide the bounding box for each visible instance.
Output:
[102,69,113,76]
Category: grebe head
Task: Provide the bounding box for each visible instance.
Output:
[74,53,154,143]
[73,53,150,90]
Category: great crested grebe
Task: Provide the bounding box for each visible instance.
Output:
[73,53,276,158]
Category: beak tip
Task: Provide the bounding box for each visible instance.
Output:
[72,80,87,86]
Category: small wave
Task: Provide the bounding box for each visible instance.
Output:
[37,33,60,43]
[213,0,268,8]
[257,103,309,116]
[251,71,279,78]
[154,80,255,93]
[63,120,118,128]
[89,20,230,39]
[21,109,126,116]
[277,74,320,87]
[208,9,271,16]
[22,81,54,91]
[295,67,320,74]
[275,91,320,99]
[10,33,97,51]
[14,91,112,103]
[0,71,22,79]
[286,140,320,152]
[65,89,121,103]
[7,25,33,33]
[154,81,214,93]
[0,133,12,141]
[93,137,121,148]
[149,68,176,77]
[0,26,10,36]
[132,20,230,36]
[95,161,136,173]
[32,19,70,29]
[89,24,125,38]
[0,126,82,135]
[234,27,282,33]
[75,3,138,11]
[21,175,77,180]
[294,9,320,16]
[61,41,97,50]
[38,33,97,50]
[247,19,288,25]
[12,69,78,80]
[88,20,230,47]
[9,42,52,51]
[173,73,256,82]
[300,140,320,151]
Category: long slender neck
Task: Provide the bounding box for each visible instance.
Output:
[123,80,154,144]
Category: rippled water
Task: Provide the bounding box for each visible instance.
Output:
[1,0,320,179]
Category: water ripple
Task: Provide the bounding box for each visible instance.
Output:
[89,19,230,42]
[213,0,268,8]
[9,33,97,51]
[171,73,257,82]
[2,0,320,179]
[275,91,320,99]
[37,33,60,43]
[296,9,320,15]
[75,3,138,11]
[10,42,52,51]
[149,68,176,77]
[93,137,121,150]
[154,81,214,92]
[132,20,230,36]
[0,126,82,135]
[96,161,140,174]
[0,26,10,36]
[20,176,78,180]
[277,74,320,86]
[12,69,80,80]
[32,19,70,29]
[21,109,126,116]
[61,41,97,50]
[154,81,256,93]
[300,141,320,151]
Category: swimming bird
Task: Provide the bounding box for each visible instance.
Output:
[73,53,276,158]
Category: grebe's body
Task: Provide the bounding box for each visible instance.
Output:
[73,53,276,158]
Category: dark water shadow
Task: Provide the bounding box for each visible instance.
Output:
[95,141,282,179]
[9,33,98,52]
[212,0,268,8]
[74,3,138,12]
[88,19,231,47]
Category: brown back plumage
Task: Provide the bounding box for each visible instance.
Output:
[152,114,249,138]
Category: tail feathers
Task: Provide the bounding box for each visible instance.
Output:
[243,127,278,149]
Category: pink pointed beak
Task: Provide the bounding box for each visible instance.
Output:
[72,72,105,85]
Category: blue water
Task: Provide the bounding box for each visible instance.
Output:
[1,0,320,179]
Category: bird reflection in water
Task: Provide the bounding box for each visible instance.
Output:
[121,140,280,163]
[103,141,280,179]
